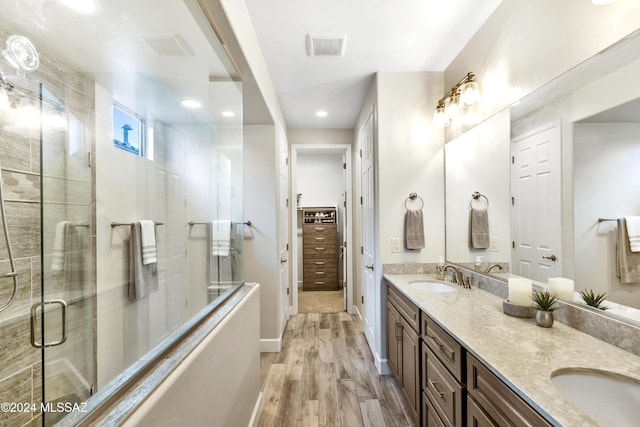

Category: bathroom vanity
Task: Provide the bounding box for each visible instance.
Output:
[385,274,640,426]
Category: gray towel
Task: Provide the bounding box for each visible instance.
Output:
[617,218,640,283]
[129,222,158,301]
[470,207,490,249]
[405,209,425,250]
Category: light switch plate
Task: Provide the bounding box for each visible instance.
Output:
[489,237,499,252]
[392,238,402,253]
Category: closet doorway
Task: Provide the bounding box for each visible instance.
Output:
[291,144,353,314]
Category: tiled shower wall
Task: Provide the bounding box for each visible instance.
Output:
[0,25,96,427]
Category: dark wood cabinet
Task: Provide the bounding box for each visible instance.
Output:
[386,284,420,423]
[302,208,337,290]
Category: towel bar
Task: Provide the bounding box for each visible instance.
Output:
[598,218,618,222]
[188,221,252,227]
[111,221,164,228]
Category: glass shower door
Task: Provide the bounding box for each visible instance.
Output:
[39,85,94,425]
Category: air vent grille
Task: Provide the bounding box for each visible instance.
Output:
[306,34,347,57]
[142,33,194,56]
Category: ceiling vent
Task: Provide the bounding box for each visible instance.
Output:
[142,33,194,56]
[305,34,347,57]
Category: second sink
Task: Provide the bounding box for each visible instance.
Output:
[408,280,457,293]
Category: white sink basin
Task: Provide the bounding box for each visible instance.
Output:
[551,368,640,426]
[408,280,457,293]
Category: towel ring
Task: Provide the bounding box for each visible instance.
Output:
[404,192,424,210]
[469,192,489,209]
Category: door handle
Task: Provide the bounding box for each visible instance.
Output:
[365,265,374,270]
[542,255,557,262]
[30,299,67,348]
[280,258,287,263]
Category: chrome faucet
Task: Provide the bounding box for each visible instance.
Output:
[485,263,504,274]
[443,264,463,286]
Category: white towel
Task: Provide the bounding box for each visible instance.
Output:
[624,216,640,252]
[52,221,71,271]
[139,220,157,265]
[210,220,231,257]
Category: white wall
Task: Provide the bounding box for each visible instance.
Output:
[446,0,640,139]
[377,72,446,264]
[288,128,354,146]
[243,125,281,349]
[445,109,511,264]
[574,123,640,308]
[123,284,261,427]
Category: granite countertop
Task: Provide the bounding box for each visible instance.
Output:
[384,273,640,427]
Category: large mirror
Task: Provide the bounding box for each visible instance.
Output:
[445,28,640,324]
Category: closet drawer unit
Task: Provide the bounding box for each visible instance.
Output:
[302,242,337,258]
[423,345,464,427]
[387,284,420,334]
[303,224,337,238]
[303,258,337,273]
[423,316,464,382]
[467,353,552,427]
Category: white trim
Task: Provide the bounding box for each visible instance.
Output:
[290,143,354,316]
[260,338,282,353]
[248,392,264,427]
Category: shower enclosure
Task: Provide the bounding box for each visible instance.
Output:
[0,0,244,425]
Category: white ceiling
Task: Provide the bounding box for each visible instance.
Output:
[244,0,503,129]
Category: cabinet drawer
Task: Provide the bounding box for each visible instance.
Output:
[303,258,337,271]
[303,243,337,258]
[423,391,447,427]
[423,345,464,427]
[303,224,337,238]
[467,353,552,427]
[387,283,420,334]
[423,315,464,382]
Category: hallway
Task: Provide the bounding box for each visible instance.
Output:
[258,313,416,426]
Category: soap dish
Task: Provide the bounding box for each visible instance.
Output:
[502,300,534,318]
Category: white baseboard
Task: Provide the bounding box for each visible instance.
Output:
[248,391,263,427]
[375,353,392,376]
[260,338,282,352]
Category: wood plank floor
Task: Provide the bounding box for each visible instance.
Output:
[258,312,416,427]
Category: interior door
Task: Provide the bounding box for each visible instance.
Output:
[511,121,561,282]
[341,152,348,311]
[361,111,376,346]
[277,128,290,334]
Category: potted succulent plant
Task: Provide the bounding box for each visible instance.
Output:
[579,289,609,311]
[533,290,560,328]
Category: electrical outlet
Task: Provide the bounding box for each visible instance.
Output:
[489,237,499,252]
[391,238,402,253]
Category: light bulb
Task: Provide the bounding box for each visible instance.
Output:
[444,94,460,120]
[458,81,480,107]
[432,106,449,128]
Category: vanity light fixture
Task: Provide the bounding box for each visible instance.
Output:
[0,35,40,82]
[433,72,481,128]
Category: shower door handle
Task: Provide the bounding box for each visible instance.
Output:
[30,299,68,348]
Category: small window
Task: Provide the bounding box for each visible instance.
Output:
[113,103,145,156]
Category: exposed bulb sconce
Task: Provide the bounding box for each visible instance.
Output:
[0,35,40,82]
[433,72,481,128]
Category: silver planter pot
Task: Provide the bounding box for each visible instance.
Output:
[535,310,554,328]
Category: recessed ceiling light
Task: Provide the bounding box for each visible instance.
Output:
[58,0,102,15]
[181,99,202,109]
[222,111,235,117]
[316,110,328,117]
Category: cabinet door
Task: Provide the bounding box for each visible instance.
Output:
[401,316,419,422]
[467,396,497,427]
[386,303,401,380]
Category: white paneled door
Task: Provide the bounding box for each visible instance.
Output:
[511,121,561,282]
[277,128,290,335]
[361,111,376,347]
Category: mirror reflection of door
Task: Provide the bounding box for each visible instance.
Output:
[511,121,561,282]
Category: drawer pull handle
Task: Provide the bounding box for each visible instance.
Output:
[314,227,326,232]
[315,271,325,276]
[315,281,326,285]
[315,261,325,265]
[315,247,325,251]
[429,379,445,399]
[396,322,403,340]
[428,334,455,360]
[314,237,326,242]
